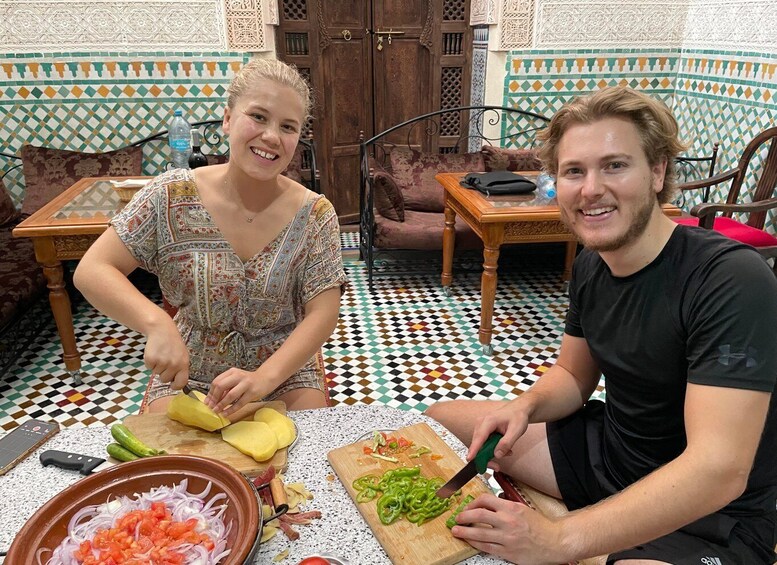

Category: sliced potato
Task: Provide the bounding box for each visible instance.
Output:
[166,391,230,432]
[253,407,297,448]
[221,421,278,461]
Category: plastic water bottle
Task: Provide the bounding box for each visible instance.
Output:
[168,109,191,169]
[536,173,557,202]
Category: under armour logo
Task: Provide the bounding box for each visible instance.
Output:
[701,557,722,565]
[717,345,757,368]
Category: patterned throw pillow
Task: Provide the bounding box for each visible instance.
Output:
[0,178,20,227]
[389,147,484,213]
[372,171,404,222]
[481,145,542,172]
[20,144,143,216]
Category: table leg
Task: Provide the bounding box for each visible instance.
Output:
[441,203,456,296]
[35,239,82,383]
[479,228,502,356]
[563,240,577,281]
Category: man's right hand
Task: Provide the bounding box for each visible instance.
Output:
[144,314,190,391]
[467,399,530,465]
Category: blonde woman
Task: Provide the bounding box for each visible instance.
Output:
[75,59,346,416]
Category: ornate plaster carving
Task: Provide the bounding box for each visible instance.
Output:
[535,0,688,49]
[0,1,226,52]
[470,0,498,25]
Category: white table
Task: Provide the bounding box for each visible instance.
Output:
[0,404,506,565]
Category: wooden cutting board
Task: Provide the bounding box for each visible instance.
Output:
[123,400,289,477]
[327,422,492,565]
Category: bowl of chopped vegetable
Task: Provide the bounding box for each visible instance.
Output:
[8,454,262,564]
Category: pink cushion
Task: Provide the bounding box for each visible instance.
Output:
[482,145,542,172]
[0,179,20,227]
[373,171,404,222]
[389,147,484,213]
[374,209,482,250]
[21,144,143,216]
[675,216,777,247]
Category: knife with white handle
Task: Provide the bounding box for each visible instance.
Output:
[39,450,115,475]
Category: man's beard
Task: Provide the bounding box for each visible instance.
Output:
[560,175,657,252]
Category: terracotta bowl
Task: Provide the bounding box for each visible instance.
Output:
[8,454,260,564]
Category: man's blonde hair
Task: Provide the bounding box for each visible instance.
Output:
[537,87,687,204]
[226,58,312,119]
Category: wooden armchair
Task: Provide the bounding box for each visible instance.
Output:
[674,127,777,275]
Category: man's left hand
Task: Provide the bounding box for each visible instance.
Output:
[451,494,567,565]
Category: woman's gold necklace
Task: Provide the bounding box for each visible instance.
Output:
[223,176,258,223]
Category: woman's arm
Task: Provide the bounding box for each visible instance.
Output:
[205,286,341,415]
[74,227,190,389]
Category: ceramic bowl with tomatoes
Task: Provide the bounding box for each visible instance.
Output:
[7,455,264,564]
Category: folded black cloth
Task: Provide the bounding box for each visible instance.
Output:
[460,171,536,195]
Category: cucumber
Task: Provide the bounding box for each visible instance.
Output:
[110,424,163,457]
[107,442,139,462]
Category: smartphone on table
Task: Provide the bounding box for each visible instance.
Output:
[0,419,59,476]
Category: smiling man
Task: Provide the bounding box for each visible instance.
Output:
[426,87,777,564]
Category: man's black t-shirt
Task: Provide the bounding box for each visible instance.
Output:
[565,226,777,518]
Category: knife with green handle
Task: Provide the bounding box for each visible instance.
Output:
[435,432,503,499]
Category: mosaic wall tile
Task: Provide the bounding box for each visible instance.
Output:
[496,45,776,235]
[673,49,777,233]
[468,27,490,152]
[500,49,680,147]
[0,52,248,202]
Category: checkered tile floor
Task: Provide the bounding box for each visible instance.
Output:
[0,242,605,431]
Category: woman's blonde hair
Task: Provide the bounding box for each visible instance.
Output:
[226,58,312,119]
[537,87,688,204]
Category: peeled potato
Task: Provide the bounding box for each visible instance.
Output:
[221,421,278,462]
[167,391,230,432]
[253,407,297,449]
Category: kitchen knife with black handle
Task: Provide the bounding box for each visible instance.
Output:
[40,450,115,475]
[436,433,503,498]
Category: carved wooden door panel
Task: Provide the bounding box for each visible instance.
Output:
[276,0,471,223]
[371,0,436,150]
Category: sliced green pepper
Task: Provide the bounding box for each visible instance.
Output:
[446,494,475,529]
[377,493,403,525]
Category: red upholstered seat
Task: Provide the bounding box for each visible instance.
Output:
[674,216,777,247]
[675,126,777,276]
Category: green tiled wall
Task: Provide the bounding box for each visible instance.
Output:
[501,47,776,234]
[0,51,249,206]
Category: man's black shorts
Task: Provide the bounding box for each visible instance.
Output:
[546,400,777,564]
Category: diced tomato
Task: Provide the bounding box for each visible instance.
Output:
[71,503,214,565]
[362,445,372,455]
[398,437,411,448]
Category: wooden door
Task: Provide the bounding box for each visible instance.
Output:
[275,0,471,223]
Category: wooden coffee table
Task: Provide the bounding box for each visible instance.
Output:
[13,176,152,383]
[436,172,681,355]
